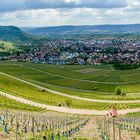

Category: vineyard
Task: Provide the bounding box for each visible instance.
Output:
[97,116,140,140]
[0,72,140,111]
[0,110,89,140]
[0,110,140,140]
[0,63,140,100]
[0,62,140,139]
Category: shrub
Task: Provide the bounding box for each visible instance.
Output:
[115,87,127,96]
[121,91,126,97]
[115,87,122,96]
[65,99,72,107]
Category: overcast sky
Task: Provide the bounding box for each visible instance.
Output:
[0,0,140,27]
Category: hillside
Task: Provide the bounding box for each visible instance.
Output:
[0,40,16,51]
[0,26,36,43]
[22,24,140,38]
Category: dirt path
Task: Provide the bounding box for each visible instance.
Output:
[1,90,140,115]
[1,72,140,104]
[72,117,100,140]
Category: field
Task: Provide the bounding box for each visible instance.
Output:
[0,95,42,111]
[97,116,140,140]
[0,110,139,140]
[0,110,90,140]
[0,61,140,140]
[0,41,16,52]
[0,62,140,98]
[0,62,140,111]
[0,73,129,110]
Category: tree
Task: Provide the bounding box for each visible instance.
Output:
[115,87,122,96]
[115,87,127,97]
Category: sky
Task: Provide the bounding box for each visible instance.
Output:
[0,0,140,27]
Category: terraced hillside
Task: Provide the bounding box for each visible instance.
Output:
[0,62,140,99]
[0,62,140,113]
[1,72,133,110]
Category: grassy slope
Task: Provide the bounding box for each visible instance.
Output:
[0,63,139,94]
[0,73,140,110]
[0,95,42,111]
[24,63,140,82]
[0,40,16,51]
[24,63,140,93]
[28,80,140,100]
[0,74,110,110]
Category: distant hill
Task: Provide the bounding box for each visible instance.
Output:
[22,24,140,39]
[1,25,140,42]
[0,26,36,43]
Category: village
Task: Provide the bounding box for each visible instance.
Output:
[3,37,140,66]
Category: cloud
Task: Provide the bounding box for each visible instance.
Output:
[25,0,127,9]
[0,0,140,27]
[1,6,140,27]
[0,0,128,12]
[0,0,24,12]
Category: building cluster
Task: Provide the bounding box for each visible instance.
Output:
[9,38,140,65]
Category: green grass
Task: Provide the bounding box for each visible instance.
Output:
[24,63,140,82]
[0,64,117,93]
[0,73,110,110]
[0,72,140,110]
[0,62,140,99]
[27,79,140,100]
[20,63,140,93]
[126,112,140,117]
[0,95,42,111]
[0,40,16,51]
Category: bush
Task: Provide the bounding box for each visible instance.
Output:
[121,91,126,96]
[115,87,127,96]
[65,99,72,107]
[115,87,122,96]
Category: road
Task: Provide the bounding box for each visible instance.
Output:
[0,72,140,103]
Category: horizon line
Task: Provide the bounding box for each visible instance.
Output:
[1,23,140,28]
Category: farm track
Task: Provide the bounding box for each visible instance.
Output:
[0,90,140,115]
[20,65,140,85]
[0,72,140,103]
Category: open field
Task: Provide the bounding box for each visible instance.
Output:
[25,63,140,82]
[0,62,140,112]
[0,73,111,110]
[0,62,140,100]
[0,73,120,110]
[0,41,16,52]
